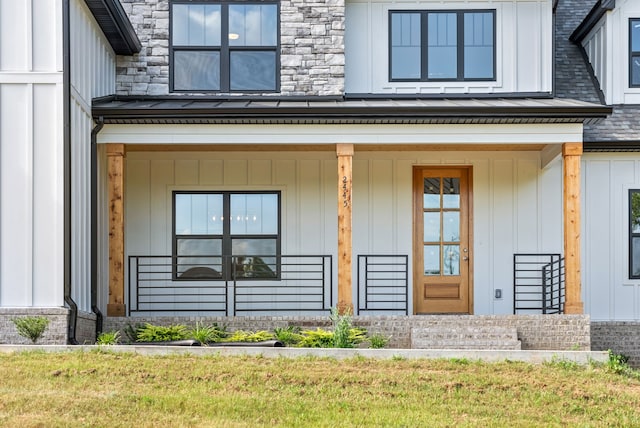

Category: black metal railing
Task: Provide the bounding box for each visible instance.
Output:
[356,255,409,315]
[513,253,565,314]
[128,255,332,316]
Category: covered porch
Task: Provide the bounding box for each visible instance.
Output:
[92,96,608,319]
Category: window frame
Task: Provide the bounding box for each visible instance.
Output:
[630,18,640,88]
[629,189,640,279]
[172,190,282,281]
[388,9,496,82]
[169,0,281,93]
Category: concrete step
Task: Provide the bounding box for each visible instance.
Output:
[411,326,522,350]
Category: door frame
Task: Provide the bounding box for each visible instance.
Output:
[412,165,474,315]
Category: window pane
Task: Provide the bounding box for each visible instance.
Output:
[174,51,220,90]
[424,245,440,275]
[229,4,278,46]
[442,177,460,208]
[632,20,640,52]
[175,194,223,235]
[631,191,640,233]
[443,245,460,276]
[443,212,460,242]
[230,51,276,90]
[423,178,440,209]
[232,239,277,278]
[176,238,222,278]
[464,13,493,78]
[424,212,440,242]
[632,238,640,278]
[391,13,421,79]
[230,194,278,235]
[632,55,640,86]
[428,13,457,79]
[172,4,221,46]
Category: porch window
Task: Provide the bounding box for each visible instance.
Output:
[630,190,640,279]
[173,191,280,280]
[170,1,279,92]
[630,19,640,87]
[389,10,495,81]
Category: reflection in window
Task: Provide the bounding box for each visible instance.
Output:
[631,19,640,87]
[630,190,640,278]
[174,191,280,280]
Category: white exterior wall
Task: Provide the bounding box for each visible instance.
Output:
[582,17,607,98]
[345,0,553,94]
[582,0,640,104]
[70,0,116,312]
[583,154,640,321]
[121,149,563,316]
[0,0,64,307]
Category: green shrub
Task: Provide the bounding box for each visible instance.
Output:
[189,322,227,345]
[273,326,303,345]
[298,328,335,348]
[136,323,189,342]
[96,330,121,345]
[12,316,49,344]
[123,323,143,343]
[225,330,274,343]
[368,333,390,349]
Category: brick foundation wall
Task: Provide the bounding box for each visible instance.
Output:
[104,314,591,350]
[591,322,640,368]
[0,308,70,345]
[116,0,344,96]
[76,311,98,345]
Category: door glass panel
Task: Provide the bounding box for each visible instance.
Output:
[443,211,460,242]
[423,212,440,242]
[424,245,440,275]
[443,245,460,276]
[423,178,440,209]
[442,177,460,208]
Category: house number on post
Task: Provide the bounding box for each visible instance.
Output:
[342,176,350,207]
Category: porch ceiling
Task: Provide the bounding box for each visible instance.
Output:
[92,96,611,125]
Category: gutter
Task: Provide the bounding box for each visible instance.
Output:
[91,118,105,338]
[63,0,79,345]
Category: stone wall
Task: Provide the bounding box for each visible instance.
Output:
[0,308,70,345]
[116,0,344,96]
[76,311,98,345]
[591,322,640,368]
[104,314,591,350]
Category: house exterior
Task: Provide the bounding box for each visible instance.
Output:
[0,0,638,361]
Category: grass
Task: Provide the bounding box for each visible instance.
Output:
[0,351,639,427]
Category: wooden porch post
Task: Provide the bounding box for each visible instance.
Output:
[337,144,354,314]
[107,143,126,316]
[563,142,584,314]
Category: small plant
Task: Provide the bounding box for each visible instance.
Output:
[136,323,189,342]
[545,356,580,370]
[12,316,49,344]
[273,326,303,345]
[605,350,639,378]
[368,333,390,349]
[298,328,335,348]
[189,322,226,345]
[123,323,143,343]
[331,307,353,348]
[225,330,274,343]
[96,330,120,345]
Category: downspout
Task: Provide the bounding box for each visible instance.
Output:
[91,118,104,338]
[63,0,78,345]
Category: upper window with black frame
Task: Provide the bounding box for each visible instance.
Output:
[173,191,280,280]
[630,190,640,279]
[390,10,495,81]
[630,19,640,87]
[171,1,279,92]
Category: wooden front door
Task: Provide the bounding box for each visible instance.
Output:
[413,166,472,314]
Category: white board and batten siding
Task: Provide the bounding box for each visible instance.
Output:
[345,0,553,94]
[583,154,640,321]
[0,0,115,310]
[581,0,640,104]
[122,148,564,317]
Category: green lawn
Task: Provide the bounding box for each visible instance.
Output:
[1,351,639,427]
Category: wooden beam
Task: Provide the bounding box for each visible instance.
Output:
[107,144,126,316]
[540,144,563,169]
[563,142,583,314]
[337,143,354,314]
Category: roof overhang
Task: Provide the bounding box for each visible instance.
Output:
[83,0,141,55]
[570,0,615,43]
[92,95,611,126]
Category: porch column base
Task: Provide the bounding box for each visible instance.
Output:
[107,303,126,317]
